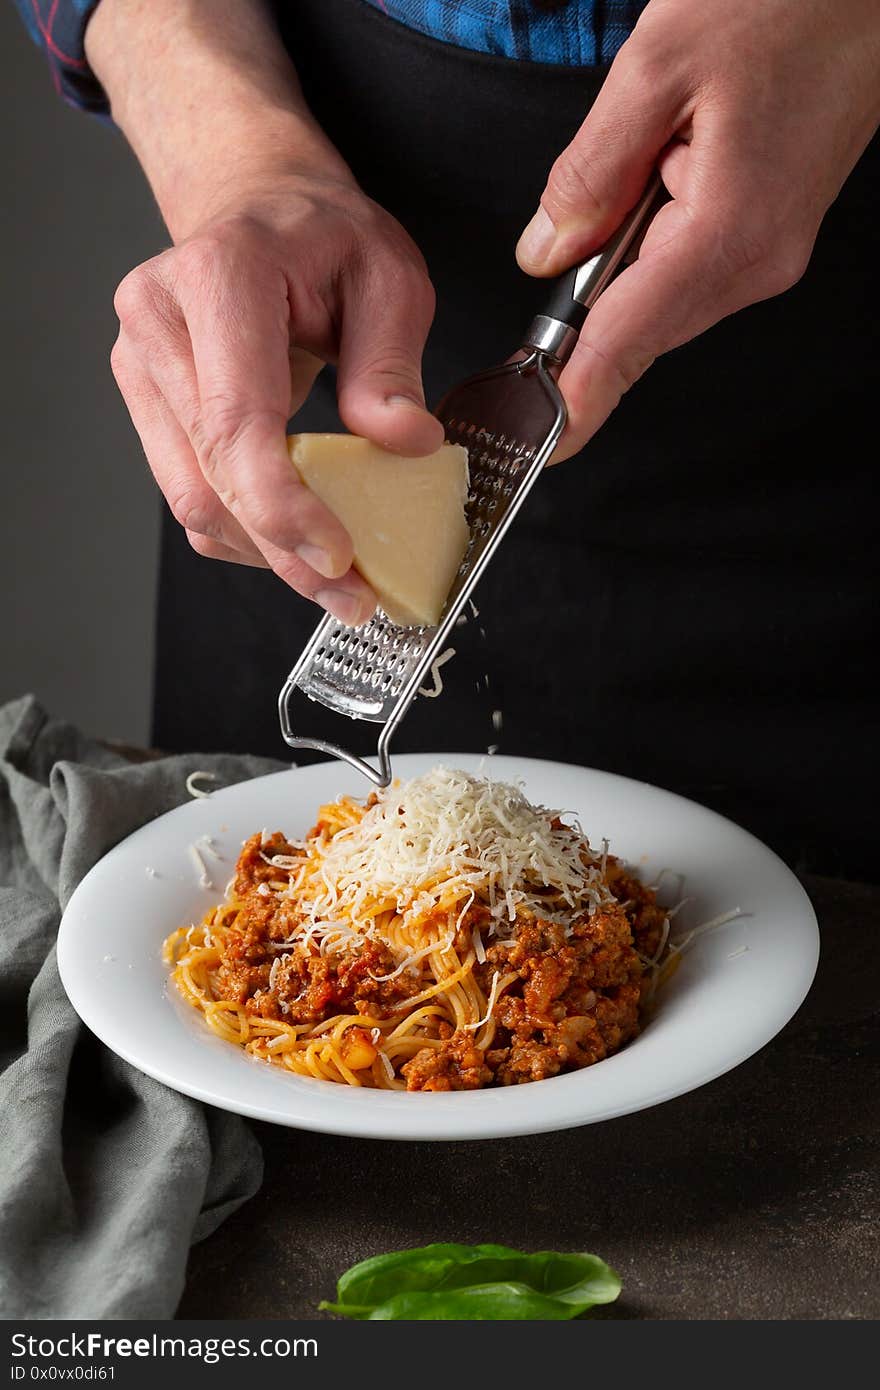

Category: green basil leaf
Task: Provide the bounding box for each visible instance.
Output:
[324,1243,621,1320]
[367,1284,586,1321]
[335,1243,521,1308]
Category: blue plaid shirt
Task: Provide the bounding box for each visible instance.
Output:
[365,2,646,65]
[15,1,646,111]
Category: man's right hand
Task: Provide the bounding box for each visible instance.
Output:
[87,0,443,627]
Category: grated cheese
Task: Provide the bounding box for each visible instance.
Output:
[368,935,453,982]
[466,968,511,1031]
[188,843,213,890]
[650,914,671,966]
[419,648,456,699]
[670,906,745,954]
[665,896,693,920]
[455,889,475,936]
[186,771,218,799]
[195,834,223,862]
[295,766,611,940]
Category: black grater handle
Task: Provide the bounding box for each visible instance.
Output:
[525,175,669,359]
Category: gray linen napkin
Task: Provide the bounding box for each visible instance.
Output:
[0,695,285,1319]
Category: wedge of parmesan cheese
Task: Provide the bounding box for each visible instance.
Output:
[288,433,470,627]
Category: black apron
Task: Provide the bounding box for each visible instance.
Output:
[154,0,879,881]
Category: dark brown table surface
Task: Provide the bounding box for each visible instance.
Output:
[177,874,879,1321]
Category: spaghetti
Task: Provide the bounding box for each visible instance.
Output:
[163,767,671,1091]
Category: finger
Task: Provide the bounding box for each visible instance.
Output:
[185,531,270,568]
[289,345,326,418]
[114,269,376,623]
[119,338,375,621]
[552,196,773,461]
[253,534,377,628]
[335,257,444,455]
[166,247,356,579]
[517,38,686,276]
[110,332,265,562]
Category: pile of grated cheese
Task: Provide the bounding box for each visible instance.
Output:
[291,766,612,938]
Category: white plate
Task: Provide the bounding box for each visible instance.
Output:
[57,755,819,1141]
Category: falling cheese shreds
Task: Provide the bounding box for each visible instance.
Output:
[727,944,750,960]
[487,744,499,756]
[492,709,503,731]
[186,770,219,799]
[419,647,456,699]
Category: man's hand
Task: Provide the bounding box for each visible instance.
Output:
[516,0,880,460]
[109,177,441,626]
[87,0,443,626]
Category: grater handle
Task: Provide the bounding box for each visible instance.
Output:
[526,175,668,360]
[278,671,394,786]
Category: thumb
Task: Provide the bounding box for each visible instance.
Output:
[516,46,681,277]
[336,260,445,456]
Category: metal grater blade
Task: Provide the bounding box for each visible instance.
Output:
[278,355,566,786]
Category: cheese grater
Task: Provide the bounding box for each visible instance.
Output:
[279,179,666,785]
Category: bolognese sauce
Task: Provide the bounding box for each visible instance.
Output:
[164,768,672,1091]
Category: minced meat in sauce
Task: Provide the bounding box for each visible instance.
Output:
[214,835,667,1090]
[215,833,419,1023]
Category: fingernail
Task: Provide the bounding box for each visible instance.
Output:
[517,206,557,268]
[386,394,424,410]
[316,588,372,628]
[295,543,335,578]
